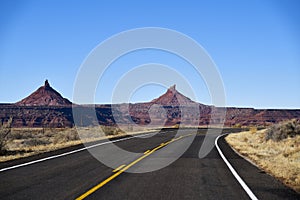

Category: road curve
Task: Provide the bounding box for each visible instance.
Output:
[0,128,299,200]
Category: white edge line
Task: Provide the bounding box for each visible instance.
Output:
[215,134,258,200]
[0,132,156,172]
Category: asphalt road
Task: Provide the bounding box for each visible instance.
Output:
[0,128,299,200]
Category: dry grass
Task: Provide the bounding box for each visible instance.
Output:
[0,126,157,162]
[226,129,300,193]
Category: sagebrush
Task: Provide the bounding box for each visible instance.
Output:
[265,119,300,141]
[101,126,124,136]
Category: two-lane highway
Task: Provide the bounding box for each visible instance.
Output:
[0,129,299,200]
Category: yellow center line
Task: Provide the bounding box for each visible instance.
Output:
[144,150,151,155]
[112,164,126,173]
[76,170,123,200]
[75,134,195,200]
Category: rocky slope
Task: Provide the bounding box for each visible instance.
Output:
[16,80,72,106]
[151,85,196,106]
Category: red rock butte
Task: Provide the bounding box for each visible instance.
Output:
[15,80,72,106]
[0,80,299,128]
[151,85,196,106]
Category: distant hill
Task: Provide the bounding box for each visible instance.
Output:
[0,81,299,128]
[15,80,72,106]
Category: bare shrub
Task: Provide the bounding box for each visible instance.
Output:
[265,119,300,142]
[0,117,12,154]
[101,126,124,136]
[53,129,79,144]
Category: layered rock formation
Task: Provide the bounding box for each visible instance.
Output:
[151,84,196,105]
[0,81,299,128]
[16,80,72,106]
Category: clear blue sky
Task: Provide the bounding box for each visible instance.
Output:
[0,0,299,109]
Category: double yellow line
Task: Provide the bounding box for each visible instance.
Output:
[76,133,194,200]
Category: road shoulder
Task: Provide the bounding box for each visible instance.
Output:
[218,134,300,200]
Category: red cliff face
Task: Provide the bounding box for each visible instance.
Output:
[128,85,208,126]
[15,80,72,106]
[0,81,299,128]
